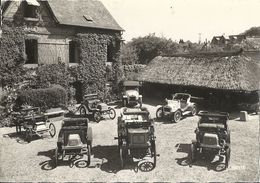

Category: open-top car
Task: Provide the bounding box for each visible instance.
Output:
[190,111,231,171]
[115,107,157,172]
[78,93,116,122]
[54,118,92,168]
[13,107,56,142]
[156,93,197,122]
[122,81,142,107]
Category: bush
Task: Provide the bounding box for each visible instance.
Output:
[17,85,67,110]
[122,64,146,80]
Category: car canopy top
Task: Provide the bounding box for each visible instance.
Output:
[123,81,140,87]
[198,111,229,125]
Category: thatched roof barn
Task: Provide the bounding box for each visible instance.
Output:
[139,54,260,92]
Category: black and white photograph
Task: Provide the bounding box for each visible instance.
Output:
[0,0,259,182]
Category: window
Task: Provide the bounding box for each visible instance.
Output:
[25,39,38,64]
[106,43,113,65]
[24,4,38,18]
[69,41,79,63]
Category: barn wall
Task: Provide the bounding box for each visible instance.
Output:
[142,82,259,112]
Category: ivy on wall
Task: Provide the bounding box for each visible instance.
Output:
[0,22,123,101]
[0,22,27,86]
[72,31,122,98]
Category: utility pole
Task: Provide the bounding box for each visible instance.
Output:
[198,33,202,44]
[0,0,2,38]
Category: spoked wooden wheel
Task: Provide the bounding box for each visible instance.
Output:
[49,123,56,137]
[75,160,88,168]
[108,108,116,119]
[138,160,154,172]
[93,111,102,123]
[54,148,59,168]
[79,106,87,116]
[119,147,126,168]
[173,110,182,123]
[156,107,163,119]
[190,143,196,163]
[123,99,127,107]
[191,105,197,116]
[87,144,91,167]
[16,125,22,134]
[151,141,157,168]
[225,147,231,168]
[25,128,32,143]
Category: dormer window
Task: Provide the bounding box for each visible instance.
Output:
[24,0,40,19]
[83,15,93,22]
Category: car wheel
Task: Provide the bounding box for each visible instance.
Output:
[156,107,163,119]
[25,128,32,143]
[87,144,91,167]
[119,147,126,168]
[151,140,156,167]
[108,108,116,119]
[173,110,182,123]
[190,143,196,163]
[79,106,87,116]
[49,123,56,137]
[54,147,59,168]
[191,105,197,116]
[225,147,231,168]
[93,111,101,123]
[139,99,142,108]
[138,160,154,172]
[123,99,127,107]
[87,127,93,145]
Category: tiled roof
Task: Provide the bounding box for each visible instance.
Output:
[46,0,123,31]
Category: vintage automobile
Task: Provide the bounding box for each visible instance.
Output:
[54,118,92,168]
[13,107,56,143]
[122,81,142,107]
[78,93,116,122]
[190,111,231,171]
[115,107,157,172]
[156,93,197,122]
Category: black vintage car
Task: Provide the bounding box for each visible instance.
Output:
[54,118,92,168]
[190,111,231,171]
[13,107,56,143]
[116,107,157,172]
[78,93,116,122]
[122,81,142,107]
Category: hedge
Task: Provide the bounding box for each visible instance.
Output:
[17,85,67,110]
[122,64,146,81]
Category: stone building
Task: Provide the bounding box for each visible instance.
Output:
[1,0,123,101]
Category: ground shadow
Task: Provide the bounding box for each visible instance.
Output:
[38,149,56,170]
[143,97,163,107]
[91,145,139,173]
[175,143,227,172]
[2,131,44,144]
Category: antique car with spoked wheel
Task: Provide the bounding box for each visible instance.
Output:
[78,93,116,122]
[122,81,142,107]
[156,93,197,123]
[115,107,157,172]
[13,107,56,143]
[54,118,92,168]
[190,111,231,171]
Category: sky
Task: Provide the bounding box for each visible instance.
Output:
[100,0,260,43]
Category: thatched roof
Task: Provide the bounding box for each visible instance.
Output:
[138,54,260,92]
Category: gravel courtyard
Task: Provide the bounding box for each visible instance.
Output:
[0,103,259,182]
